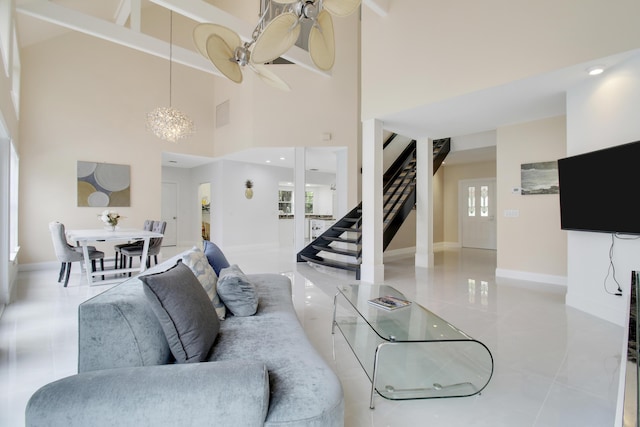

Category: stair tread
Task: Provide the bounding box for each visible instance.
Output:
[311,245,360,257]
[301,254,361,270]
[323,235,361,244]
[333,226,361,232]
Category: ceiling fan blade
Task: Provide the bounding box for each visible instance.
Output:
[251,12,301,64]
[323,0,361,17]
[205,34,243,84]
[250,63,291,91]
[193,23,241,59]
[308,10,335,71]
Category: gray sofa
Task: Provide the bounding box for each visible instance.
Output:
[25,256,344,426]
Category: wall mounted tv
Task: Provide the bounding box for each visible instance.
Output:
[557,140,640,235]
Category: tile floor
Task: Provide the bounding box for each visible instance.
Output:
[0,246,624,426]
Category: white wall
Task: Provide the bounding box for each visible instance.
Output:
[565,54,640,326]
[209,160,289,251]
[361,0,640,120]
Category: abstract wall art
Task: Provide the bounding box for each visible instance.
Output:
[77,161,130,207]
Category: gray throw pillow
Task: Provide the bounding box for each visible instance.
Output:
[217,264,259,316]
[140,260,220,363]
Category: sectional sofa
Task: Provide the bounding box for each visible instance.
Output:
[25,244,344,426]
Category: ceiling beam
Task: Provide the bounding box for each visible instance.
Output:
[17,0,329,78]
[147,0,328,76]
[17,0,219,76]
[363,0,389,17]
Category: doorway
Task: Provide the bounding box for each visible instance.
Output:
[459,178,497,250]
[161,182,178,246]
[199,183,211,241]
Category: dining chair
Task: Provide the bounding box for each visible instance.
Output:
[114,219,154,269]
[120,220,167,276]
[49,222,105,287]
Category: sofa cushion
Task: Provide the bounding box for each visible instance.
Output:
[203,240,230,275]
[182,246,226,320]
[217,264,259,316]
[140,260,220,363]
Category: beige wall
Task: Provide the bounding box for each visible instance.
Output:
[496,116,567,277]
[361,0,640,120]
[17,8,360,265]
[442,160,496,244]
[18,32,217,264]
[213,12,361,207]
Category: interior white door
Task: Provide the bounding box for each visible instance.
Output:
[161,182,178,246]
[459,179,497,250]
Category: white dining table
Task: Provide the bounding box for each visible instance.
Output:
[66,228,164,286]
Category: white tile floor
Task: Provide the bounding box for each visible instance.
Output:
[0,246,623,426]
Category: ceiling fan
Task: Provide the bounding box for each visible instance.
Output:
[251,0,361,71]
[193,23,291,91]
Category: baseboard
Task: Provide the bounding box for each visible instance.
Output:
[383,243,462,261]
[383,247,415,261]
[19,261,60,272]
[495,268,567,287]
[440,241,462,250]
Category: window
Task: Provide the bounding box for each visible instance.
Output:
[468,185,490,218]
[480,185,488,217]
[0,0,11,77]
[305,191,313,214]
[10,27,19,117]
[9,141,18,258]
[278,190,292,214]
[467,187,476,217]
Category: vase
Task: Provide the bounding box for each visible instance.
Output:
[104,224,118,231]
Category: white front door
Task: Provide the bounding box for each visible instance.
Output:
[161,182,178,246]
[459,179,496,250]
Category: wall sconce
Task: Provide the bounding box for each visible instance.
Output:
[245,180,254,199]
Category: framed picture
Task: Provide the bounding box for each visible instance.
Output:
[77,161,130,207]
[520,161,559,195]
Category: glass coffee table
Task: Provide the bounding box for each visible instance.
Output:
[332,284,493,408]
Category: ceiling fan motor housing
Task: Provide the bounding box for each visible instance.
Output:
[233,45,250,66]
[297,0,321,20]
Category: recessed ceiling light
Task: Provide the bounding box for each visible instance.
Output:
[586,65,605,76]
[280,157,285,161]
[265,160,271,163]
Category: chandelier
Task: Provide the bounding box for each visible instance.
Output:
[147,11,195,142]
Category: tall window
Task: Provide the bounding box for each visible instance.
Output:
[9,141,18,258]
[480,185,488,217]
[467,187,476,216]
[468,185,490,217]
[0,0,11,77]
[305,191,314,214]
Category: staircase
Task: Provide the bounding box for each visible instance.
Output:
[297,136,451,278]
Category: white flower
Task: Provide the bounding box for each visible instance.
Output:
[98,210,123,226]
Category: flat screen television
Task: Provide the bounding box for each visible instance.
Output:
[557,140,640,235]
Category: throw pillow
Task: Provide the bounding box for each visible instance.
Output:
[140,260,220,363]
[203,240,230,276]
[217,264,259,317]
[182,246,226,320]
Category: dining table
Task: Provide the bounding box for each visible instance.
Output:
[66,228,164,286]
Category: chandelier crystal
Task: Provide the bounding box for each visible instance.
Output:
[146,107,194,142]
[147,11,195,142]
